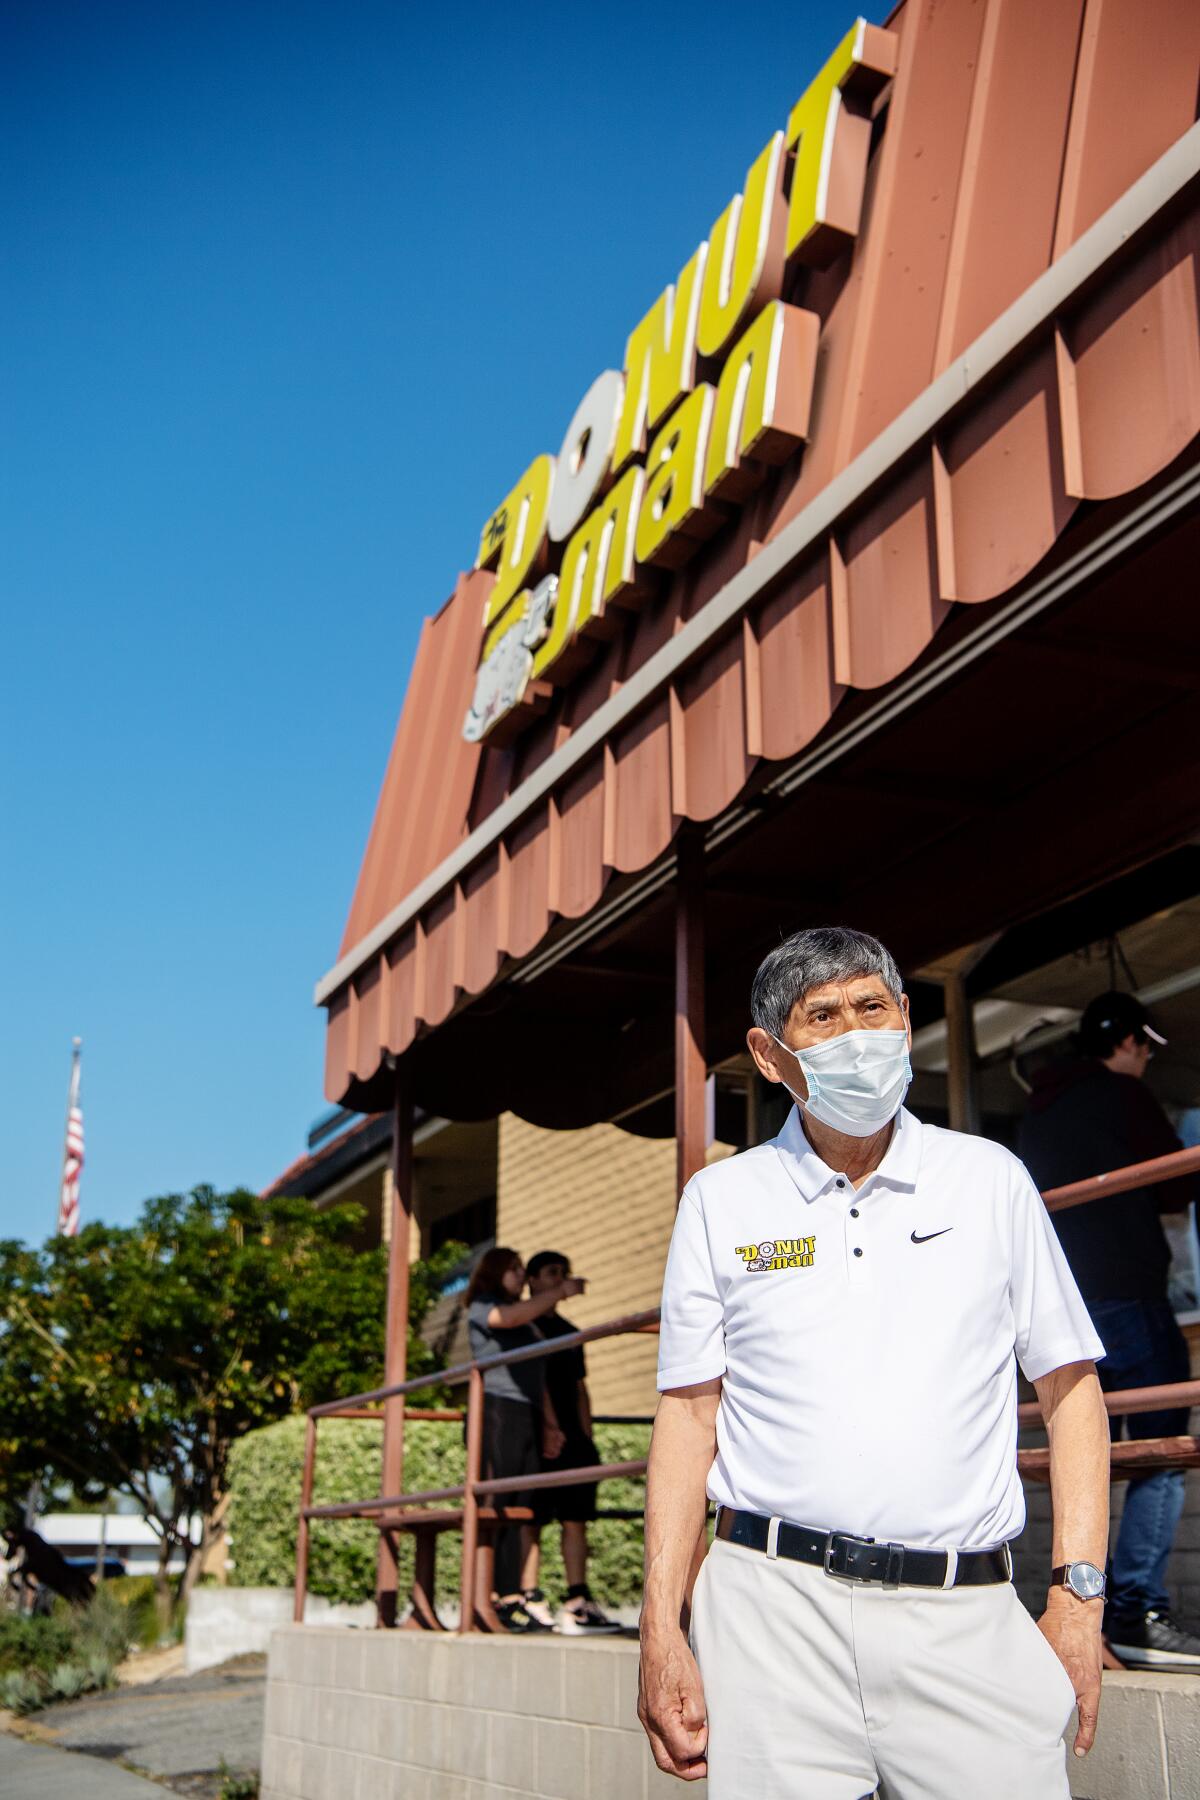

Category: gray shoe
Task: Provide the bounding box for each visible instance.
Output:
[1106,1610,1200,1670]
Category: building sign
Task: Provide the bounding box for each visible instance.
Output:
[463,17,895,744]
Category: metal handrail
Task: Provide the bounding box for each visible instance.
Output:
[306,1408,651,1427]
[1041,1141,1200,1211]
[1018,1379,1200,1425]
[302,1386,1199,1522]
[307,1307,661,1417]
[294,1141,1200,1632]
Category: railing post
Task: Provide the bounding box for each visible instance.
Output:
[459,1366,484,1634]
[377,1062,415,1628]
[294,1414,317,1624]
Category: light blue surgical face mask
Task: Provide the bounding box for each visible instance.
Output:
[773,1027,912,1137]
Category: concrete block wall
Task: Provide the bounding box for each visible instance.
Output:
[262,1627,1200,1800]
[1066,1673,1200,1800]
[186,1588,375,1674]
[261,1627,694,1800]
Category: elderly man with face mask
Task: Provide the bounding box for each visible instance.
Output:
[638,926,1111,1800]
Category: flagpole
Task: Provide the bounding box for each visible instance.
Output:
[56,1038,83,1239]
[24,1040,84,1590]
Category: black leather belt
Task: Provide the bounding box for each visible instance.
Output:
[715,1508,1012,1589]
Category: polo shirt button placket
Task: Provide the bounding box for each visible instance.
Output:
[845,1182,869,1283]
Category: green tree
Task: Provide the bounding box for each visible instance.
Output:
[0,1186,461,1620]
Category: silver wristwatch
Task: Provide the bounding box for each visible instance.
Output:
[1050,1561,1106,1601]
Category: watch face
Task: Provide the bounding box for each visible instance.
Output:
[1067,1562,1106,1600]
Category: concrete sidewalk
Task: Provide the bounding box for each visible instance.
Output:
[32,1653,265,1793]
[0,1732,164,1796]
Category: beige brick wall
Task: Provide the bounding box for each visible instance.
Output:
[496,1115,679,1416]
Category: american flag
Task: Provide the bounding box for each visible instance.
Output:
[57,1040,84,1237]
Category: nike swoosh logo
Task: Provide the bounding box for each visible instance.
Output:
[911,1228,953,1244]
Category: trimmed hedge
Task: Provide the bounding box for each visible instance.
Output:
[226,1414,649,1609]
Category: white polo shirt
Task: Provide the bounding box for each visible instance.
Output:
[657,1106,1104,1550]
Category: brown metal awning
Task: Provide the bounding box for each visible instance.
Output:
[318,0,1200,1116]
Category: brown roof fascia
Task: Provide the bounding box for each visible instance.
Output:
[261,1112,392,1201]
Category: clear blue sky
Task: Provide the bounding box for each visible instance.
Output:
[2,0,858,1241]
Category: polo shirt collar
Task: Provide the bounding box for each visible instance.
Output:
[775,1103,924,1201]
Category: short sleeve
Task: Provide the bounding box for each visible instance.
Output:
[466,1297,495,1353]
[657,1186,727,1391]
[1009,1163,1105,1381]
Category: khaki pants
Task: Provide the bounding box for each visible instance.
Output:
[690,1537,1075,1799]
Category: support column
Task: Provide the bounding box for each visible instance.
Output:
[675,827,710,1597]
[293,1416,316,1624]
[377,1062,414,1627]
[675,827,706,1197]
[943,974,980,1136]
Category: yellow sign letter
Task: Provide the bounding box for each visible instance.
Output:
[635,384,717,571]
[785,17,896,268]
[696,132,787,360]
[476,453,556,656]
[536,463,648,679]
[705,300,820,502]
[610,245,707,476]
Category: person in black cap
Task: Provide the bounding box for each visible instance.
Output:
[1019,990,1200,1669]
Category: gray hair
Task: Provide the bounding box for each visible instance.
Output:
[750,927,904,1039]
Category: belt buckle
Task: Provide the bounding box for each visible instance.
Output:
[823,1530,875,1580]
[823,1531,905,1586]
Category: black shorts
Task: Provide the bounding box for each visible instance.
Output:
[535,1435,601,1524]
[481,1394,541,1518]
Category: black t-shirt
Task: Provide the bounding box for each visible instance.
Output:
[1018,1060,1196,1305]
[538,1311,588,1440]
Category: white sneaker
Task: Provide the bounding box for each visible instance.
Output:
[520,1588,557,1630]
[557,1598,621,1635]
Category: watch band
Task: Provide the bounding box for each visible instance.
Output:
[1050,1561,1106,1598]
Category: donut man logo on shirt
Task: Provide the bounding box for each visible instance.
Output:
[736,1236,816,1272]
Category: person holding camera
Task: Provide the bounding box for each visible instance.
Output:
[465,1246,586,1632]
